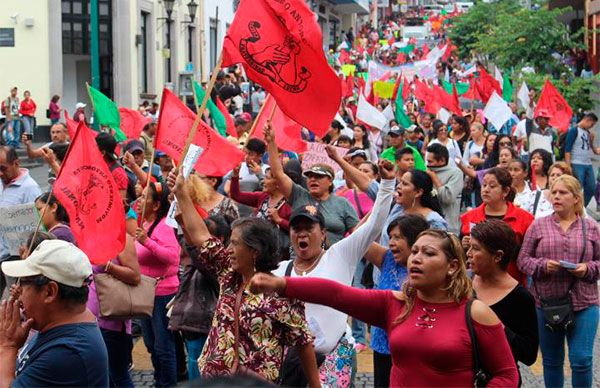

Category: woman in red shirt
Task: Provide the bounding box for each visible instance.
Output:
[250,229,519,387]
[19,90,36,136]
[461,167,534,285]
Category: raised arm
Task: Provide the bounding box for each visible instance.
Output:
[264,124,294,199]
[325,145,372,192]
[229,165,263,207]
[364,242,389,269]
[170,170,211,247]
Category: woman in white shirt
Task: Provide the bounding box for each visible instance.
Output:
[428,119,462,167]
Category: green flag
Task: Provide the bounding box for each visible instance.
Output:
[442,80,469,96]
[397,44,415,54]
[394,81,413,128]
[502,74,513,102]
[87,85,126,141]
[193,81,227,137]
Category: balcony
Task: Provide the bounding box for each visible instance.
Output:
[328,0,370,15]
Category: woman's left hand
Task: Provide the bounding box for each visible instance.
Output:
[568,263,588,278]
[135,227,148,244]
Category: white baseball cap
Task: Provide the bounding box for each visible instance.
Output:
[75,102,87,109]
[2,240,92,288]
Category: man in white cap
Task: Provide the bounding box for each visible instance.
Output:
[0,240,108,387]
[74,102,87,124]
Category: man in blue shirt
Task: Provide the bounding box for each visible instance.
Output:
[564,113,599,205]
[0,240,108,387]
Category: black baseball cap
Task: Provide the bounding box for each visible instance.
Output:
[290,204,325,228]
[125,139,145,154]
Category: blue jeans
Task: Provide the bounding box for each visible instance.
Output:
[21,116,34,135]
[571,163,595,206]
[140,294,177,387]
[184,335,207,381]
[351,259,366,345]
[5,119,20,147]
[101,328,134,388]
[536,305,599,388]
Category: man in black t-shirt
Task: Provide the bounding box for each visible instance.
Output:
[0,240,108,387]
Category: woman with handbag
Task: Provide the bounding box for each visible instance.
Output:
[135,182,181,387]
[171,171,320,386]
[250,229,519,387]
[467,219,539,385]
[87,234,141,388]
[518,175,600,388]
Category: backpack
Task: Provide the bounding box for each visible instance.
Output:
[0,99,6,116]
[557,131,568,161]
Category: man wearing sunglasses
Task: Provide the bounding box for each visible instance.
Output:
[0,240,108,387]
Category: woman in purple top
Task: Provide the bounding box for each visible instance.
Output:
[35,193,75,244]
[518,175,600,388]
[87,234,141,387]
[48,94,61,124]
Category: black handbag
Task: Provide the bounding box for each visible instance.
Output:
[535,219,586,332]
[465,299,491,387]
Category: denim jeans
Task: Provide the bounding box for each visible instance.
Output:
[21,116,34,135]
[571,163,595,206]
[537,305,599,388]
[140,294,177,387]
[101,328,134,388]
[184,335,207,381]
[351,259,366,345]
[5,119,20,147]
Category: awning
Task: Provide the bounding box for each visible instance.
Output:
[329,0,369,15]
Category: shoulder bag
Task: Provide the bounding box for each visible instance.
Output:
[465,299,491,387]
[534,219,586,332]
[94,271,158,320]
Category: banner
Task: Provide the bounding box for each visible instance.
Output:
[0,204,38,256]
[301,142,348,174]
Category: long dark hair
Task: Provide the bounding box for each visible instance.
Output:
[470,219,518,270]
[409,170,444,217]
[386,214,430,247]
[36,192,69,224]
[353,124,371,149]
[528,148,553,182]
[483,134,511,169]
[146,182,171,238]
[483,167,516,202]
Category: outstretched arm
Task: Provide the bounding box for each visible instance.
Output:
[325,145,372,192]
[264,124,294,199]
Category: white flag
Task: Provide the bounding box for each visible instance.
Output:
[334,112,354,138]
[438,108,452,124]
[357,93,388,130]
[483,92,512,130]
[381,104,395,133]
[494,66,503,86]
[337,41,349,51]
[517,82,530,110]
[444,68,450,82]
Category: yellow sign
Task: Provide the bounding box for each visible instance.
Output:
[341,64,356,76]
[373,81,396,99]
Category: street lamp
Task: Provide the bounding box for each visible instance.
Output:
[162,0,175,82]
[182,0,198,63]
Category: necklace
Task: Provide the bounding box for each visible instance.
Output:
[293,250,324,276]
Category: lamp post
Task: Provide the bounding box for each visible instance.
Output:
[162,0,175,82]
[184,0,198,63]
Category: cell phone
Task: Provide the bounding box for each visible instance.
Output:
[559,260,578,270]
[25,133,33,141]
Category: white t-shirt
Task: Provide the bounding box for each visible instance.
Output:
[272,178,395,354]
[462,140,484,166]
[429,138,462,167]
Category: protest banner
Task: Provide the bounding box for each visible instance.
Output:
[0,203,38,256]
[301,143,348,174]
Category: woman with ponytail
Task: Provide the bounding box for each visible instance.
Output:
[393,170,448,230]
[135,182,181,387]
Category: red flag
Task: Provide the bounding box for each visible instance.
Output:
[252,94,307,153]
[433,85,461,116]
[155,89,245,176]
[65,111,96,140]
[402,76,411,100]
[414,79,440,114]
[452,84,462,116]
[463,79,482,101]
[421,44,430,57]
[52,122,126,264]
[119,108,151,140]
[476,67,502,103]
[391,76,402,102]
[222,0,341,137]
[215,96,237,137]
[344,75,354,98]
[534,79,573,132]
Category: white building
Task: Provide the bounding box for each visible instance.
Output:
[0,0,366,130]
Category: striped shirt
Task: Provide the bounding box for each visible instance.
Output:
[517,215,600,311]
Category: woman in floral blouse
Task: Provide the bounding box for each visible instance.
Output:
[172,171,321,386]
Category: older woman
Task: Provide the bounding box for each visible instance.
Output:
[461,168,534,285]
[250,230,519,387]
[518,175,600,388]
[468,220,538,385]
[266,125,359,245]
[172,171,320,385]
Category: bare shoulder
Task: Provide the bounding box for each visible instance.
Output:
[391,291,405,301]
[470,299,501,326]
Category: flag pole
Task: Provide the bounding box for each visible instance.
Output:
[139,150,157,224]
[27,194,52,255]
[85,83,99,131]
[246,94,271,139]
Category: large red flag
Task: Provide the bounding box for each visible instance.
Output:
[215,96,237,138]
[402,76,411,100]
[535,79,573,132]
[119,107,152,140]
[52,122,126,264]
[433,85,461,116]
[414,79,441,114]
[463,79,482,101]
[155,89,245,176]
[476,67,502,103]
[252,94,307,153]
[222,0,341,137]
[65,111,97,140]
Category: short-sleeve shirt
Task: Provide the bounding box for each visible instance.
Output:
[289,183,359,244]
[14,322,109,387]
[108,162,129,191]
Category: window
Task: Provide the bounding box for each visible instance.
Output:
[139,11,149,93]
[209,18,218,70]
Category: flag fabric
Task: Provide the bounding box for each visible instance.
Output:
[87,85,127,141]
[483,92,513,131]
[193,81,227,137]
[534,79,573,132]
[517,82,530,110]
[442,80,469,95]
[52,121,126,264]
[344,75,355,98]
[494,66,503,86]
[155,89,245,176]
[433,85,461,116]
[463,79,482,101]
[438,108,452,124]
[222,0,341,137]
[391,76,402,102]
[251,94,307,153]
[215,96,237,138]
[401,76,410,100]
[357,92,388,130]
[502,73,513,102]
[414,79,441,114]
[476,67,502,103]
[119,108,152,140]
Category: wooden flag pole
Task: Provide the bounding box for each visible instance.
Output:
[139,150,157,224]
[246,94,271,139]
[27,193,52,255]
